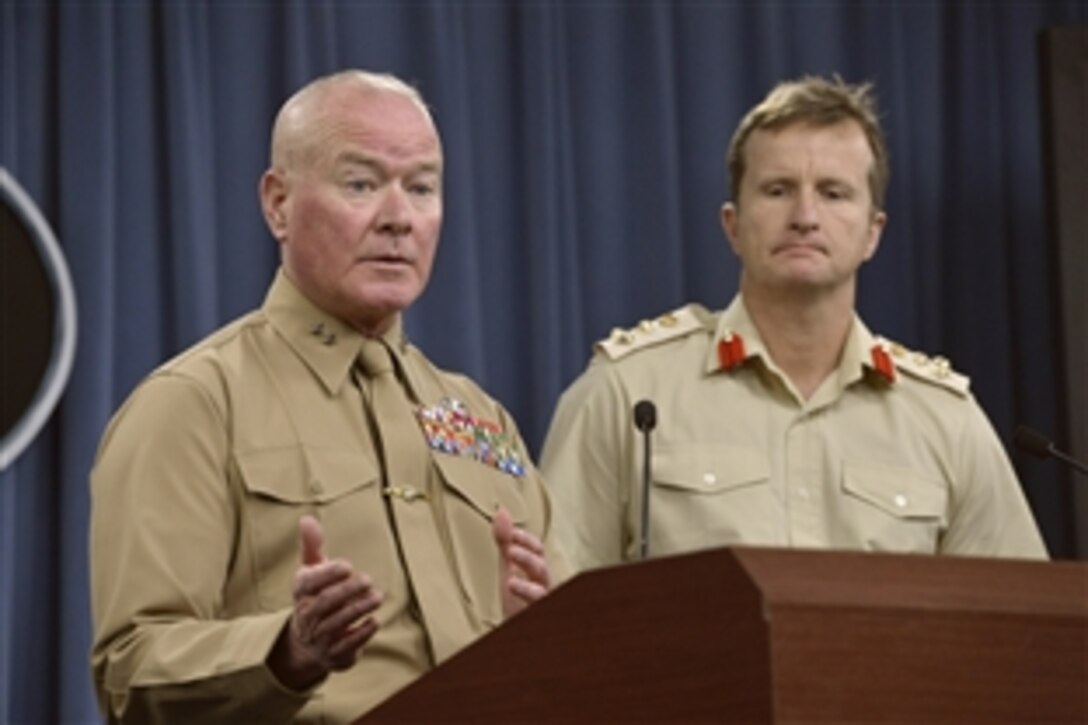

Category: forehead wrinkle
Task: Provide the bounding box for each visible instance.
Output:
[334,150,443,177]
[332,130,441,165]
[302,102,441,177]
[749,127,869,183]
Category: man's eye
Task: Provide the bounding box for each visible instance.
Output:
[346,179,377,193]
[409,183,437,196]
[764,184,787,197]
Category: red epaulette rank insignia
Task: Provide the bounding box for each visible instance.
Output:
[717,332,747,371]
[870,344,897,383]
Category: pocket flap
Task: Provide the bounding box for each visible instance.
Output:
[432,453,528,523]
[236,446,379,503]
[652,443,769,493]
[842,462,947,520]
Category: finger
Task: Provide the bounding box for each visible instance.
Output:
[509,527,546,556]
[492,506,514,551]
[299,515,325,566]
[303,572,377,624]
[292,577,377,663]
[507,577,549,604]
[293,559,354,599]
[508,547,551,589]
[310,588,383,644]
[326,618,380,671]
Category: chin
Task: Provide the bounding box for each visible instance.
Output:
[353,289,420,316]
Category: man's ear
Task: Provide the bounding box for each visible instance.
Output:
[721,201,741,255]
[863,209,887,261]
[259,169,290,241]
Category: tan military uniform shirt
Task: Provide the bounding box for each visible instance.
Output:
[540,295,1047,572]
[90,269,566,723]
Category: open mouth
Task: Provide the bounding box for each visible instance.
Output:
[361,254,412,265]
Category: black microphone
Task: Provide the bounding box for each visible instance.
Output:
[633,400,657,560]
[1013,425,1088,477]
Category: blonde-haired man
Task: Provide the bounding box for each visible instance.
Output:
[541,76,1046,571]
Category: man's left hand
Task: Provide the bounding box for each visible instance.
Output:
[492,507,551,619]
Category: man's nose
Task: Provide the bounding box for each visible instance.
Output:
[376,185,412,235]
[789,191,820,233]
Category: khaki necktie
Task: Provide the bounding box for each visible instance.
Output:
[357,338,473,663]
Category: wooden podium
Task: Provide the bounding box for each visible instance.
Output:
[363,547,1088,722]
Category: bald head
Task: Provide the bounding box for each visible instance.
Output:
[258,69,444,336]
[269,70,437,174]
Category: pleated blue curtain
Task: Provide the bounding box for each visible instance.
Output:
[1,2,1084,720]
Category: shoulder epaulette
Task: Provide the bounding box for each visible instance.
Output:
[595,305,708,361]
[878,337,971,397]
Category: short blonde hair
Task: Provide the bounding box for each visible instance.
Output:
[727,75,889,211]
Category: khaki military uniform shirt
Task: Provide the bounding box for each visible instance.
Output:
[540,295,1047,572]
[90,270,566,723]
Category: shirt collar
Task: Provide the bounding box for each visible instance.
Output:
[704,294,895,389]
[702,295,765,375]
[841,315,891,388]
[262,269,407,395]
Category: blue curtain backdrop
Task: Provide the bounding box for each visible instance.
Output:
[2,1,1084,721]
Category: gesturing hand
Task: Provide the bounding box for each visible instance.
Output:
[269,515,384,690]
[492,507,551,619]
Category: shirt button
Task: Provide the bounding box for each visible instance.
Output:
[894,494,908,508]
[310,480,323,495]
[703,473,717,486]
[797,487,810,500]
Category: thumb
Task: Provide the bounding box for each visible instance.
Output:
[492,506,514,553]
[299,515,326,566]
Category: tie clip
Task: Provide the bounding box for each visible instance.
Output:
[383,485,428,502]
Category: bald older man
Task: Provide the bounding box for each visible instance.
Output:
[90,70,566,723]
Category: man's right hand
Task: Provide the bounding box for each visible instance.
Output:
[268,515,384,690]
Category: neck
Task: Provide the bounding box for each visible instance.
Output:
[741,279,856,400]
[351,311,398,340]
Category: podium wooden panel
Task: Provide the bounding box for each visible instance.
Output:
[363,547,1088,722]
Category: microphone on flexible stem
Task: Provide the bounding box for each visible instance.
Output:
[633,400,657,560]
[1013,425,1088,477]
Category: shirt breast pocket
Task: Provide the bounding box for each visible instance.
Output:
[649,443,772,552]
[841,461,948,553]
[433,454,529,626]
[235,446,381,608]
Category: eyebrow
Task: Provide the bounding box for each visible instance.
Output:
[758,173,856,187]
[335,151,442,175]
[816,177,857,190]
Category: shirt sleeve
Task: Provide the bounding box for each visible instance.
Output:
[939,395,1049,560]
[539,361,634,571]
[90,373,311,723]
